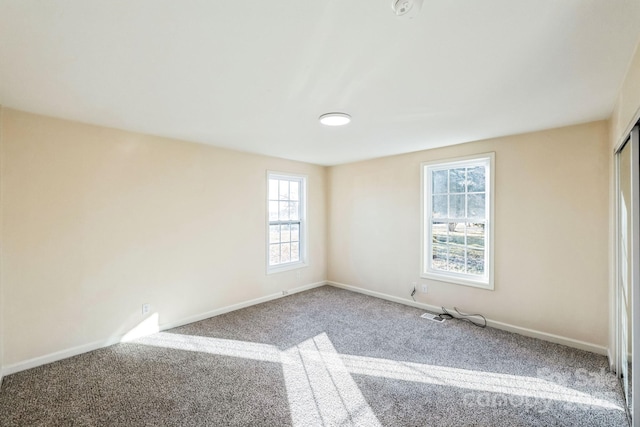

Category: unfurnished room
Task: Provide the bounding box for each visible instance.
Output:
[1,1,640,426]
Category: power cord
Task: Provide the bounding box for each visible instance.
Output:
[438,306,487,328]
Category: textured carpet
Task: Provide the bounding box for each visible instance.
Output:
[0,286,629,426]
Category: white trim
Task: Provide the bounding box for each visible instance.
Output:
[608,348,614,371]
[2,279,609,378]
[631,126,640,424]
[613,126,640,424]
[420,152,495,290]
[613,104,640,154]
[422,271,491,290]
[326,281,607,356]
[613,142,621,376]
[265,261,307,275]
[2,337,123,377]
[266,171,308,274]
[1,281,326,376]
[160,281,324,331]
[0,106,3,391]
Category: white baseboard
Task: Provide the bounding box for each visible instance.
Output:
[2,281,327,377]
[2,279,608,378]
[159,281,326,331]
[327,281,608,356]
[3,335,124,376]
[608,348,614,372]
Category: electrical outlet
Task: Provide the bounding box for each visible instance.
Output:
[142,303,150,315]
[421,284,428,293]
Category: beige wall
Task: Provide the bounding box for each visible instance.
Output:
[3,52,636,368]
[1,109,326,367]
[328,121,610,346]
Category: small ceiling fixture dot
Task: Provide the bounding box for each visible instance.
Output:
[392,0,424,18]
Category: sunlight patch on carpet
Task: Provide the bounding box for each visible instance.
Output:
[134,330,623,424]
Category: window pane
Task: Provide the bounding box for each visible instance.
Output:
[467,249,485,275]
[467,194,485,219]
[269,179,279,200]
[279,180,289,200]
[290,181,299,201]
[269,201,279,221]
[449,168,465,193]
[433,195,448,218]
[468,166,485,193]
[289,201,300,220]
[449,223,465,245]
[279,201,290,220]
[450,194,465,218]
[467,223,485,249]
[432,222,448,244]
[281,243,291,263]
[269,225,280,244]
[432,244,448,271]
[291,224,300,242]
[432,170,448,194]
[448,245,466,273]
[267,174,306,270]
[280,224,290,243]
[269,244,280,266]
[423,158,491,286]
[291,242,299,262]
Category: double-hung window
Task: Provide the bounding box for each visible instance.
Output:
[422,153,494,289]
[267,172,306,273]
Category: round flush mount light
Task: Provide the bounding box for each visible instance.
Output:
[319,112,351,126]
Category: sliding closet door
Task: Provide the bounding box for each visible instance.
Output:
[616,125,640,425]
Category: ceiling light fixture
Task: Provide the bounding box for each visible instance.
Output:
[392,0,424,18]
[319,112,351,126]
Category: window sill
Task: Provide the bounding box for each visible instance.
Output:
[421,271,493,290]
[267,261,308,275]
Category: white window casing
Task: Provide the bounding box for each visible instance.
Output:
[421,153,495,290]
[267,172,308,274]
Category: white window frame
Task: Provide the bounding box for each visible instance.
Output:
[421,153,495,290]
[266,171,308,274]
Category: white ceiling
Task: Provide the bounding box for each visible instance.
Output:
[1,1,639,166]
